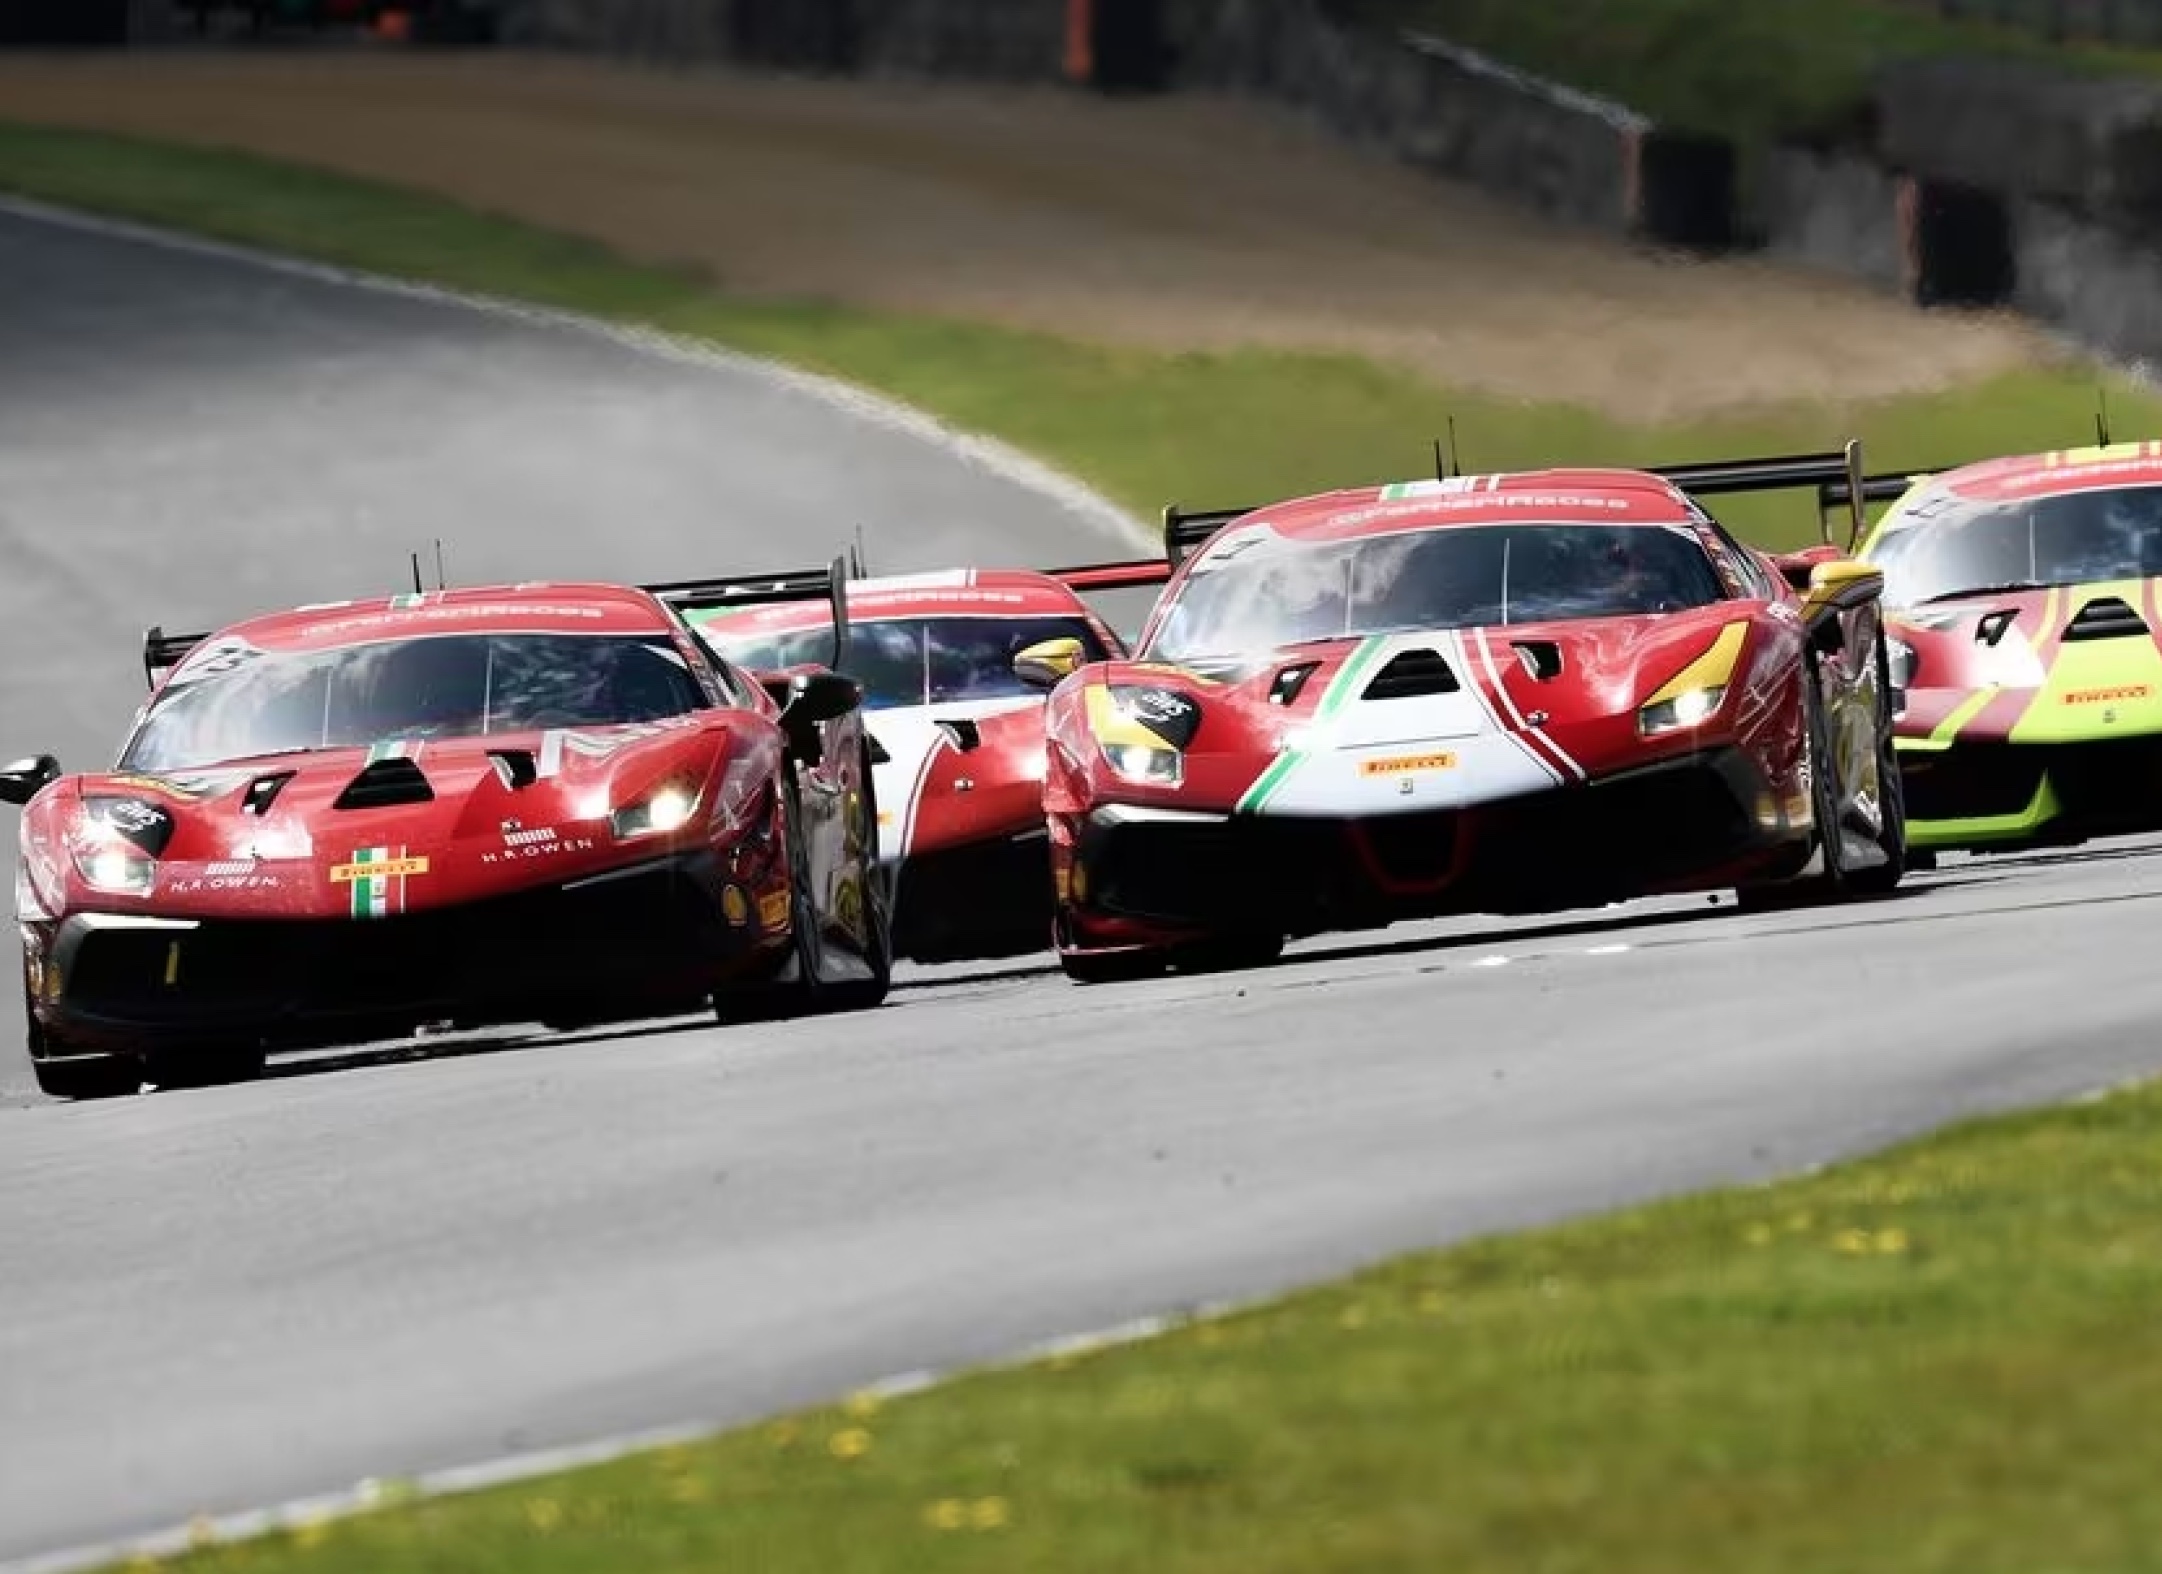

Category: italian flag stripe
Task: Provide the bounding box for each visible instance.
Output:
[349,846,382,919]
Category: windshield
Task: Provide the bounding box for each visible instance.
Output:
[122,632,707,773]
[1143,522,1729,662]
[700,614,1111,709]
[1868,484,2162,606]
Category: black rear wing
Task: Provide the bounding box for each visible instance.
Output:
[1650,442,1944,548]
[1650,444,1871,548]
[1822,471,1933,509]
[142,626,211,690]
[645,554,855,674]
[1162,503,1259,568]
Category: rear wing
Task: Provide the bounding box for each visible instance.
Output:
[1822,471,1932,510]
[645,554,855,674]
[1649,444,1872,549]
[142,626,210,690]
[1649,442,1943,549]
[1040,559,1175,592]
[1162,503,1257,568]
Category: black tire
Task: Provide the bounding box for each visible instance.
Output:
[1736,657,1848,913]
[1844,636,1908,897]
[144,1047,268,1090]
[1059,946,1170,985]
[824,740,893,1013]
[1803,656,1852,893]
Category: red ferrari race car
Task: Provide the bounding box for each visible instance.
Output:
[1,567,889,1099]
[673,560,1167,963]
[1021,446,1911,981]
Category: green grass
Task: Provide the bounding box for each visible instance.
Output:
[120,1074,2162,1573]
[1345,0,2162,147]
[3,120,2160,554]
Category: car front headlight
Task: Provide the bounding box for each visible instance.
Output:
[1638,684,1729,737]
[71,839,157,894]
[1101,741,1184,786]
[1088,682,1200,789]
[611,782,700,840]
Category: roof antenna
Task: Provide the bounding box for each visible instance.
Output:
[2097,385,2113,448]
[434,539,447,591]
[1445,416,1462,479]
[410,551,424,595]
[853,523,869,579]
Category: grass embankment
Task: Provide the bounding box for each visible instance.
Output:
[123,1074,2162,1573]
[2,121,2157,554]
[1347,0,2162,147]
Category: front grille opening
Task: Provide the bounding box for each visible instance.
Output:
[333,756,435,810]
[1362,649,1459,700]
[2063,596,2150,643]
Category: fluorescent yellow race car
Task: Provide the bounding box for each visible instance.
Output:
[1849,439,2162,861]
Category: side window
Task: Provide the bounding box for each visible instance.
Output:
[664,616,753,710]
[1694,513,1780,601]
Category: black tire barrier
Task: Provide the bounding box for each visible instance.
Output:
[1875,55,2162,238]
[1086,0,1167,93]
[728,0,859,73]
[1629,129,1736,252]
[0,0,131,43]
[1905,177,2017,308]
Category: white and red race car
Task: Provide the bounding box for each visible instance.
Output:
[673,559,1166,963]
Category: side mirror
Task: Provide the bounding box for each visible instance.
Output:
[1013,637,1086,691]
[779,670,863,766]
[0,754,60,807]
[782,670,862,726]
[1770,544,1843,593]
[1799,558,1885,627]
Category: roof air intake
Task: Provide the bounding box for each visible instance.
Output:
[333,756,436,811]
[1362,649,1460,701]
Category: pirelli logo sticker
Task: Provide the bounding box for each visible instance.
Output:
[330,846,429,919]
[2064,684,2151,705]
[1360,751,1457,775]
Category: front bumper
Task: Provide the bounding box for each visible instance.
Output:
[1898,733,2162,850]
[1065,748,1801,940]
[32,850,782,1056]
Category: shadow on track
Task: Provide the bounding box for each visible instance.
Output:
[76,839,2162,1104]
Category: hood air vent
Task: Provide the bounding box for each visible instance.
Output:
[936,718,982,752]
[1512,640,1563,681]
[242,771,296,816]
[2063,596,2149,642]
[1269,662,1320,706]
[489,748,538,790]
[333,755,435,811]
[1362,648,1460,701]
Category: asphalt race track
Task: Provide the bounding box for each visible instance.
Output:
[7,202,2162,1570]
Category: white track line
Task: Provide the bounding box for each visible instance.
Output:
[1,1300,1245,1574]
[0,194,1156,558]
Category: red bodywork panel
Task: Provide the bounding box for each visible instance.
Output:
[1039,469,1874,955]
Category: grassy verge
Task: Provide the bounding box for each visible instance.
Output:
[123,1073,2162,1573]
[3,121,2160,554]
[1345,0,2162,147]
